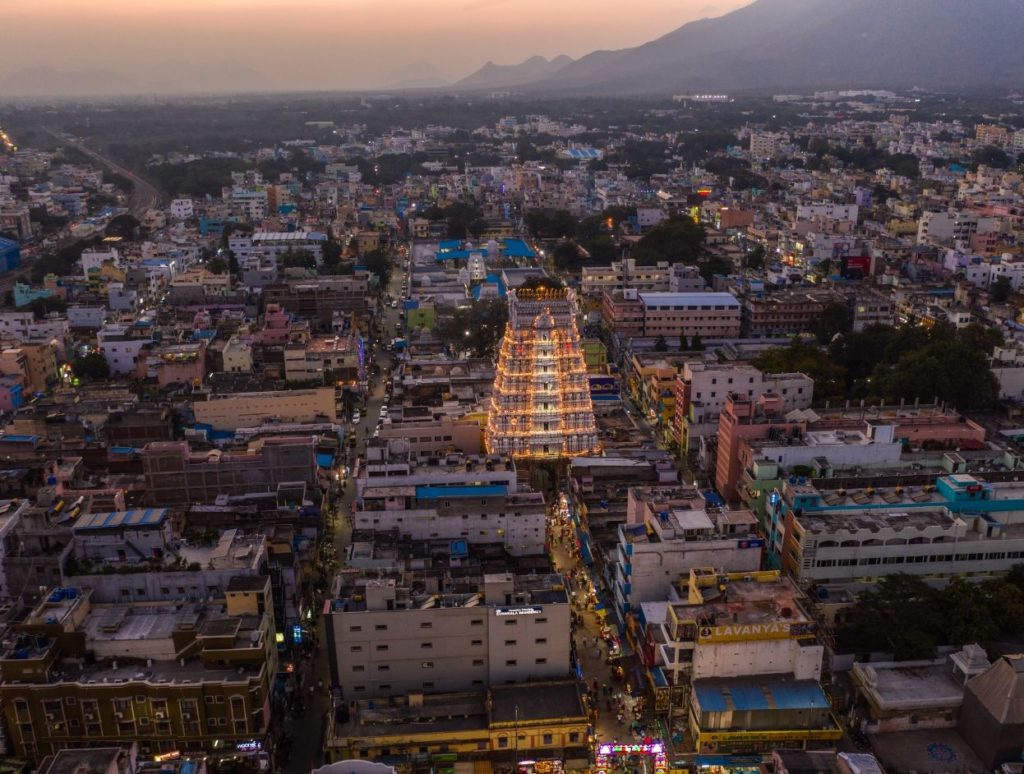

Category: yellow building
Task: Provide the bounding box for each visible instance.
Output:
[0,581,277,760]
[324,681,590,772]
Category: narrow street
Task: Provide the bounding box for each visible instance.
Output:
[278,252,405,774]
[549,496,654,749]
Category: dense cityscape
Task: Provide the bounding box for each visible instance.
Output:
[2,11,1024,774]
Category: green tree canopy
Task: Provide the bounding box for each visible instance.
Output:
[631,215,705,266]
[434,299,509,359]
[72,352,110,381]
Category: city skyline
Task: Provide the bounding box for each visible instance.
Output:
[0,0,751,95]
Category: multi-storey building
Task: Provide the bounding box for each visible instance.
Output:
[262,276,371,329]
[741,290,841,337]
[580,259,672,297]
[0,580,277,760]
[673,362,813,456]
[613,485,762,622]
[487,282,599,460]
[191,386,336,430]
[356,445,545,555]
[325,571,570,698]
[140,438,318,505]
[638,292,742,339]
[768,474,1024,591]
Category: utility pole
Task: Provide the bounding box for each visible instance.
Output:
[512,704,519,774]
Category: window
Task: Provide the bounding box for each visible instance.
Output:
[542,734,553,745]
[506,660,517,666]
[535,638,547,645]
[350,625,362,633]
[377,665,390,672]
[376,645,388,652]
[471,619,483,626]
[471,639,483,646]
[473,659,484,666]
[421,642,433,649]
[353,666,365,673]
[505,640,517,646]
[420,622,432,629]
[351,645,363,652]
[498,737,509,749]
[535,658,547,665]
[504,619,517,626]
[375,624,387,631]
[421,662,434,669]
[569,732,580,744]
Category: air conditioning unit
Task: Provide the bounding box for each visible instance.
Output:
[84,713,95,721]
[114,712,124,720]
[45,713,56,721]
[182,712,192,720]
[155,711,166,720]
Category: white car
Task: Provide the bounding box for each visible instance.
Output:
[351,411,361,424]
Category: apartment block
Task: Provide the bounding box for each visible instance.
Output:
[357,445,545,555]
[325,571,570,698]
[191,387,336,430]
[140,438,318,505]
[613,485,762,621]
[0,581,276,760]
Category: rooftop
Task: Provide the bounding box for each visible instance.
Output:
[638,291,740,308]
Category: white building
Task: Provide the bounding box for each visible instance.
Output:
[796,203,859,222]
[80,246,121,279]
[97,323,154,376]
[614,487,762,619]
[357,444,546,555]
[169,198,194,220]
[325,572,571,698]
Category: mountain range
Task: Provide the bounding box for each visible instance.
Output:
[475,0,1024,94]
[455,55,574,90]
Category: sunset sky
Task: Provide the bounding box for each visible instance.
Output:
[0,0,752,93]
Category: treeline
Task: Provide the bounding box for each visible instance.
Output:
[839,571,1024,660]
[753,321,1003,411]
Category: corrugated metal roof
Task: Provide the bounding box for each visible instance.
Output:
[73,508,168,531]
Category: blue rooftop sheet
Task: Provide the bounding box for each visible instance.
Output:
[695,684,729,713]
[416,484,508,499]
[439,240,461,250]
[502,238,536,258]
[316,453,335,468]
[770,681,830,710]
[1,434,37,443]
[730,683,770,711]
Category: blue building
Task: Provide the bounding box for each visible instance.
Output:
[0,237,21,274]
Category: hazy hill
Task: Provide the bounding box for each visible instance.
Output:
[524,0,1024,94]
[456,55,573,90]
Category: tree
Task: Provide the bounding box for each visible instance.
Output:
[690,334,704,352]
[552,241,582,270]
[973,144,1011,170]
[753,339,845,402]
[434,299,509,359]
[25,296,68,319]
[631,215,705,266]
[653,335,668,352]
[72,352,110,381]
[105,214,140,240]
[745,245,766,270]
[361,249,391,288]
[281,249,317,270]
[809,301,852,344]
[991,275,1013,303]
[207,257,229,274]
[840,574,943,660]
[679,332,688,351]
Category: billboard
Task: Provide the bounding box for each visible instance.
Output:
[589,375,621,401]
[697,620,816,643]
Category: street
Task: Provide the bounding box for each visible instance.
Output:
[278,249,406,774]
